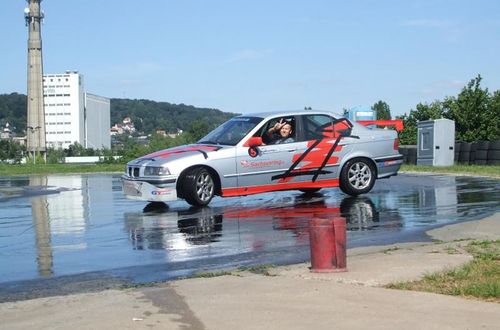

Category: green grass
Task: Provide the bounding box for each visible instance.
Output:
[401,164,500,178]
[238,264,277,276]
[386,240,500,302]
[0,163,125,176]
[192,270,234,278]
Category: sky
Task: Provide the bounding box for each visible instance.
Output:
[1,0,499,117]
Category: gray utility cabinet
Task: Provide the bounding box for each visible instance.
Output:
[417,119,455,166]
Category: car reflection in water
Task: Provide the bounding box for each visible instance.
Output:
[123,193,402,252]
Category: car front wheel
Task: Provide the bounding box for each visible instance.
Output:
[183,167,215,206]
[339,158,376,196]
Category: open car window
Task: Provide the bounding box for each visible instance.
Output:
[257,116,296,145]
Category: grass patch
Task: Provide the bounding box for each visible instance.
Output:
[443,246,460,254]
[401,164,500,178]
[238,264,277,276]
[192,264,278,279]
[382,246,400,254]
[386,240,500,302]
[192,270,234,278]
[0,163,124,176]
[121,281,160,289]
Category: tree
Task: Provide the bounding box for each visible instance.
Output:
[0,93,27,134]
[444,75,498,142]
[487,91,500,140]
[397,101,444,145]
[46,147,65,164]
[372,101,392,120]
[187,121,210,142]
[0,140,25,163]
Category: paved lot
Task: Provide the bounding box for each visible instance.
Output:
[1,213,499,329]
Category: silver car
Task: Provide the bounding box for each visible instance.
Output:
[122,110,403,206]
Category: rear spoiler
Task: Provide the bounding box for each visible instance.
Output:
[356,120,404,132]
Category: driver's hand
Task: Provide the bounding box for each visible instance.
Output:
[273,119,285,131]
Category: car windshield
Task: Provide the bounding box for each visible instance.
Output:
[198,116,263,146]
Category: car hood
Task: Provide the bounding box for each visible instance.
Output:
[132,144,227,164]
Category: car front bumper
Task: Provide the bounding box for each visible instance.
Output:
[122,175,178,202]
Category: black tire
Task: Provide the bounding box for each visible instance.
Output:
[487,150,500,160]
[490,140,500,150]
[458,151,471,164]
[339,158,376,196]
[182,167,215,206]
[461,142,472,152]
[475,150,488,160]
[407,155,417,164]
[476,141,490,150]
[299,188,321,195]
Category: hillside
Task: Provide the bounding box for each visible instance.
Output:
[111,98,237,133]
[0,93,27,134]
[0,93,238,134]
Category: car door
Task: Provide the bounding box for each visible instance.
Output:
[295,113,354,182]
[235,116,308,193]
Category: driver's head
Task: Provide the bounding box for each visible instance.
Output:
[280,122,292,137]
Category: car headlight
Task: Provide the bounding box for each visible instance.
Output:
[144,166,170,176]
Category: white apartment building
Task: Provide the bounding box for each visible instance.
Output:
[43,71,110,149]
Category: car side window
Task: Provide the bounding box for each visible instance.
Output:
[302,115,335,140]
[257,116,296,145]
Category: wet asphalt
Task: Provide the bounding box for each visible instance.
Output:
[0,173,498,302]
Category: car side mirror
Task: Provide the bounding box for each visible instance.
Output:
[243,136,263,147]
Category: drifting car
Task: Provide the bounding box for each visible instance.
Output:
[122,110,403,206]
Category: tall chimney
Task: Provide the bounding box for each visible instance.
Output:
[25,0,46,159]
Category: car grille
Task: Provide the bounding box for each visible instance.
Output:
[128,166,140,178]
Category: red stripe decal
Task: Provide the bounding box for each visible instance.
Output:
[221,178,339,197]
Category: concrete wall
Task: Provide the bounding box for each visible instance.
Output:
[85,93,111,149]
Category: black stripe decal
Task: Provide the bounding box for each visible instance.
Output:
[272,170,332,180]
[312,136,342,182]
[271,139,322,181]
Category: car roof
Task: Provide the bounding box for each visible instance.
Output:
[237,109,346,120]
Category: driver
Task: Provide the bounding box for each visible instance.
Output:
[267,118,294,144]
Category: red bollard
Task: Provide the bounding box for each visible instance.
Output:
[309,218,336,272]
[309,217,347,273]
[332,217,347,272]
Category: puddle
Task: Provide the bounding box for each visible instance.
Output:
[0,173,498,297]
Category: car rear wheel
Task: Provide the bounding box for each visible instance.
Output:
[183,167,215,206]
[339,158,376,196]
